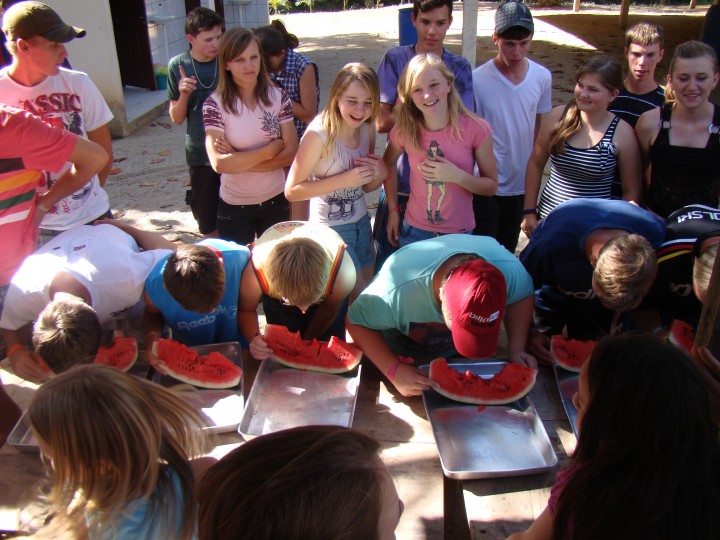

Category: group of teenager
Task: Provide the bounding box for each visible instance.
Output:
[0,0,720,538]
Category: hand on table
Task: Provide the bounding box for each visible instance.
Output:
[249,334,273,361]
[526,327,553,366]
[9,347,51,383]
[508,350,539,369]
[392,364,430,397]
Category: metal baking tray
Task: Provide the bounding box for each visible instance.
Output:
[6,358,154,452]
[6,413,36,452]
[152,342,243,434]
[554,365,580,439]
[421,361,557,479]
[238,358,361,438]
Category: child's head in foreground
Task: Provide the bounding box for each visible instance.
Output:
[27,365,203,539]
[555,333,720,539]
[197,425,403,540]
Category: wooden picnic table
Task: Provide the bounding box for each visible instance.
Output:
[0,354,575,539]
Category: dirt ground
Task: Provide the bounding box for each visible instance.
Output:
[106,3,708,241]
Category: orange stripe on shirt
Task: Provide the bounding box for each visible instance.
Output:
[0,169,42,193]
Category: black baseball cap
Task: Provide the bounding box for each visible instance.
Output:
[2,1,86,43]
[495,1,534,35]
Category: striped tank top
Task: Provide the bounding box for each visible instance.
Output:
[537,116,621,219]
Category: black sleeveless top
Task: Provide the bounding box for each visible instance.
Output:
[647,103,720,218]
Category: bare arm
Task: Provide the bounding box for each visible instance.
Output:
[205,128,284,174]
[506,507,554,540]
[94,219,176,251]
[504,295,538,368]
[168,65,197,125]
[36,137,108,222]
[143,292,165,365]
[376,102,395,134]
[291,64,318,123]
[2,327,49,383]
[246,121,299,172]
[614,120,642,205]
[345,318,431,396]
[522,107,560,237]
[86,124,113,187]
[635,108,660,192]
[303,253,355,340]
[237,264,265,359]
[382,139,404,247]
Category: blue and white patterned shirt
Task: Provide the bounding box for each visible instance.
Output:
[271,49,319,140]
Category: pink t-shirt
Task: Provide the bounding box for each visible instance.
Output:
[203,87,293,205]
[390,114,492,233]
[0,105,75,286]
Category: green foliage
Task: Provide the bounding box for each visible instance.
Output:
[268,0,293,14]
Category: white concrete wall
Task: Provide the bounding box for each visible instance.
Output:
[48,0,125,122]
[224,0,269,29]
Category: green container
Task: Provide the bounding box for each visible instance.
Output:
[155,73,167,90]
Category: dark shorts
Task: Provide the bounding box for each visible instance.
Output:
[217,193,289,246]
[472,194,525,254]
[372,191,409,274]
[186,165,221,235]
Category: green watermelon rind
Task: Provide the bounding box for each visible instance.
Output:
[429,358,537,405]
[264,324,362,374]
[550,336,596,373]
[94,337,138,372]
[151,339,242,389]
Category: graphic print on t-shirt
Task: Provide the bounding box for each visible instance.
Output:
[424,140,446,224]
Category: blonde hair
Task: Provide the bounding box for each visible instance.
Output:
[27,365,204,540]
[32,298,101,374]
[593,234,657,311]
[693,242,719,304]
[625,22,664,49]
[265,237,329,307]
[217,27,274,115]
[549,55,623,154]
[394,53,475,152]
[666,40,718,105]
[320,63,380,156]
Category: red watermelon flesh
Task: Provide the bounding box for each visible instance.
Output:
[94,337,138,372]
[152,339,242,389]
[428,358,537,405]
[263,324,362,374]
[668,319,694,353]
[550,336,596,373]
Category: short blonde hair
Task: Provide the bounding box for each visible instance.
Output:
[693,242,719,304]
[265,237,329,308]
[32,298,101,374]
[28,365,203,540]
[593,234,657,311]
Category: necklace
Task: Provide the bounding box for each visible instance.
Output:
[190,55,218,89]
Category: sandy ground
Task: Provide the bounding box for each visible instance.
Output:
[106,3,707,244]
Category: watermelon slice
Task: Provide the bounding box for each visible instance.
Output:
[94,337,138,372]
[428,358,537,405]
[550,336,596,372]
[152,339,243,389]
[263,324,362,374]
[668,319,694,354]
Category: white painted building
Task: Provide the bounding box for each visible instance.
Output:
[51,0,269,137]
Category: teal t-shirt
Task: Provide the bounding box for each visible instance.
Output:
[348,235,533,356]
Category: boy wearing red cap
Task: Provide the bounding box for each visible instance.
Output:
[347,235,535,397]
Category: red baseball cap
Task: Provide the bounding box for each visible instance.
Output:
[443,259,506,359]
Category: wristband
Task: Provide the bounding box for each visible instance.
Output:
[522,208,537,216]
[388,205,399,213]
[6,343,25,357]
[386,361,402,382]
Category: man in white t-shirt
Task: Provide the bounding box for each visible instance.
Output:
[0,2,113,244]
[472,1,551,253]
